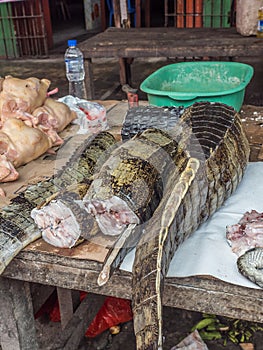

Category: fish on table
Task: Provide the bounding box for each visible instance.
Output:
[226,209,263,289]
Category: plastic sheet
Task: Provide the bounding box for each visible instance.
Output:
[85,295,133,338]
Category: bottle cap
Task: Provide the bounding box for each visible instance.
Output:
[68,39,77,47]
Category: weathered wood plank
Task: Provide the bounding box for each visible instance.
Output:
[31,283,55,314]
[0,277,38,350]
[79,27,263,97]
[2,256,132,299]
[50,292,105,350]
[2,254,263,324]
[79,27,263,58]
[163,277,263,323]
[57,287,74,329]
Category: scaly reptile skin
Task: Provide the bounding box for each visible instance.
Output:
[83,128,189,229]
[237,248,263,288]
[132,102,250,350]
[0,131,116,274]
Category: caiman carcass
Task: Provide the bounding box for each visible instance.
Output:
[34,102,249,349]
[131,101,249,350]
[32,125,188,259]
[9,100,249,349]
[0,131,116,274]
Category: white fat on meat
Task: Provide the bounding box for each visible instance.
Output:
[31,200,81,248]
[226,210,263,256]
[0,154,19,182]
[0,76,50,117]
[0,118,52,168]
[32,98,77,146]
[83,195,140,236]
[34,97,77,132]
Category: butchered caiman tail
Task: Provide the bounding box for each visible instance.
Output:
[81,128,191,286]
[132,102,250,350]
[0,131,117,274]
[82,128,189,237]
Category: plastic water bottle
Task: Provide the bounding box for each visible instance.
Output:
[64,39,86,99]
[257,7,263,38]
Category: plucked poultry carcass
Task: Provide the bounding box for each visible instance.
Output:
[0,75,77,191]
[0,118,53,182]
[32,97,76,145]
[0,76,51,121]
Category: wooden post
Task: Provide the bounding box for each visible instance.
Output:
[195,0,203,28]
[177,0,185,28]
[41,0,53,49]
[100,0,107,30]
[0,277,38,350]
[186,0,194,28]
[144,0,150,27]
[84,58,94,100]
[57,287,74,329]
[135,0,141,27]
[112,0,121,27]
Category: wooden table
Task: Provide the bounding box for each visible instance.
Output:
[1,101,263,349]
[79,27,263,99]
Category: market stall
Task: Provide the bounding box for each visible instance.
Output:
[1,99,263,349]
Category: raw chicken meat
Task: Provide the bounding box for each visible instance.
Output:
[226,210,263,256]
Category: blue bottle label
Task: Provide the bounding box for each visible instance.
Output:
[258,19,263,32]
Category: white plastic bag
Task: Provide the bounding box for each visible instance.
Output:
[58,95,108,134]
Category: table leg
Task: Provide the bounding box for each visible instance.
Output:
[51,293,105,350]
[164,0,168,27]
[84,58,95,100]
[119,58,127,86]
[144,0,150,27]
[135,0,141,27]
[100,0,107,31]
[57,287,75,329]
[0,277,38,350]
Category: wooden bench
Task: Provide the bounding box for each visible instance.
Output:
[1,101,263,349]
[79,27,263,99]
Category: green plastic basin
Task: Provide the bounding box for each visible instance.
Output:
[140,61,254,111]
